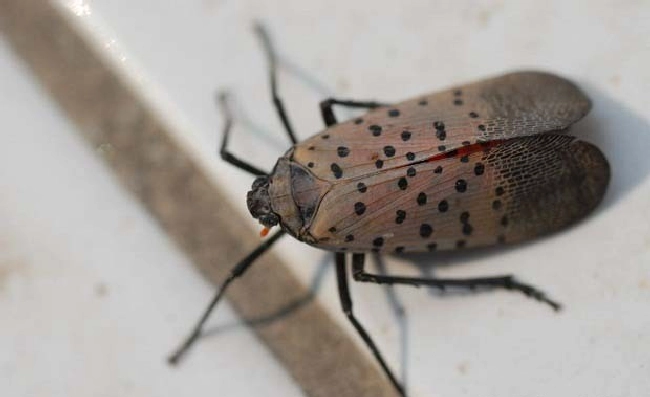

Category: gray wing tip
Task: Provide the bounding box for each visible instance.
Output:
[509,137,610,241]
[500,70,576,83]
[500,69,585,89]
[497,70,592,120]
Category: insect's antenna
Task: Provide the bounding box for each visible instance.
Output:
[167,229,286,365]
[218,92,268,176]
[253,22,298,145]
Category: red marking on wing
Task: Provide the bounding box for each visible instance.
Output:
[426,140,505,162]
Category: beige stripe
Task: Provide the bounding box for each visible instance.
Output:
[0,1,398,396]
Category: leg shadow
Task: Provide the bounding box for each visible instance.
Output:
[571,84,650,210]
[372,253,410,389]
[201,252,332,338]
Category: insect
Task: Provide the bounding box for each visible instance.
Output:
[168,24,610,396]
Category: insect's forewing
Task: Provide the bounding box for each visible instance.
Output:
[293,71,592,181]
[308,135,609,252]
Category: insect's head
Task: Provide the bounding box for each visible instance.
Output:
[247,176,280,228]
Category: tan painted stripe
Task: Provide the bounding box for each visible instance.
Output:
[0,1,398,396]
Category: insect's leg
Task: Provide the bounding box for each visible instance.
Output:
[253,23,298,145]
[319,98,389,127]
[217,92,268,176]
[335,253,406,396]
[352,254,561,311]
[168,230,286,365]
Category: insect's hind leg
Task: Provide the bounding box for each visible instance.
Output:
[168,230,286,365]
[352,254,562,311]
[319,98,389,127]
[335,253,406,396]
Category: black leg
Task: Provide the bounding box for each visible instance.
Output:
[320,98,389,127]
[217,92,268,176]
[351,254,561,311]
[168,230,286,365]
[253,23,298,145]
[335,253,406,396]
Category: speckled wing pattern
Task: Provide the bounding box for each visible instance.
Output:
[307,134,609,252]
[293,71,592,181]
[291,71,608,253]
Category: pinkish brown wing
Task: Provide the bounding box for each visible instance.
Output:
[293,71,591,182]
[307,135,609,253]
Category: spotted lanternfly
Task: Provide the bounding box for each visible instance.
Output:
[169,24,610,397]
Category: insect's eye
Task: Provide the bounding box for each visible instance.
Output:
[259,213,280,228]
[251,176,270,189]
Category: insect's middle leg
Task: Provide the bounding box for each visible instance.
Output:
[352,254,561,311]
[335,253,406,396]
[319,98,389,127]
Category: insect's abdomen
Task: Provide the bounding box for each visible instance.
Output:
[305,135,609,253]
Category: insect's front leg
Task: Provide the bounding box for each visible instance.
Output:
[217,93,269,176]
[352,254,562,311]
[168,230,286,365]
[335,253,406,396]
[319,98,389,126]
[254,23,298,144]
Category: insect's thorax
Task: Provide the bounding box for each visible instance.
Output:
[261,155,331,242]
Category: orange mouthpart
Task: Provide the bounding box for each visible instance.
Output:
[259,227,271,237]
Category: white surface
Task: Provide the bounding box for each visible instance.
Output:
[8,1,650,396]
[0,38,303,396]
